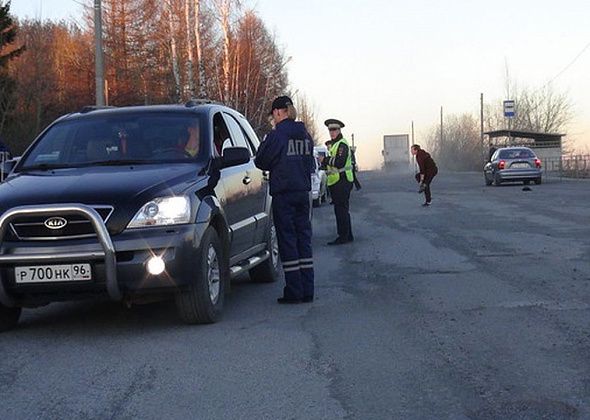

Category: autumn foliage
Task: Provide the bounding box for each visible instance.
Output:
[1,0,290,153]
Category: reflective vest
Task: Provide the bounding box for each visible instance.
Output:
[327,138,354,186]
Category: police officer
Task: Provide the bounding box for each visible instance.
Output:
[255,96,315,304]
[324,119,354,245]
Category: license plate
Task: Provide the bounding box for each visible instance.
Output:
[511,163,529,168]
[15,263,92,284]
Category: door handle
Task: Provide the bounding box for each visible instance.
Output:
[243,176,251,185]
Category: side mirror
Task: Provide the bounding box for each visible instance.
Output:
[1,157,19,182]
[222,147,250,168]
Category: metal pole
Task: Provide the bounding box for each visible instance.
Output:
[351,133,355,149]
[480,93,484,158]
[440,106,443,149]
[94,0,105,106]
[411,120,414,145]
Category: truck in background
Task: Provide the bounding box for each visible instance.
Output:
[382,134,410,171]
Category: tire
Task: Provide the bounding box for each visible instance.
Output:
[485,175,493,186]
[176,226,226,324]
[0,304,21,332]
[534,177,542,185]
[494,173,502,186]
[249,215,280,283]
[312,198,320,207]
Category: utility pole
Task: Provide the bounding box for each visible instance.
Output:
[440,106,444,149]
[480,93,484,158]
[94,0,105,106]
[411,120,414,145]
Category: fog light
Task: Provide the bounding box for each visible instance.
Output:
[147,256,165,275]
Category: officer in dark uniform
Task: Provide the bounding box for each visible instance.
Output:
[323,119,354,245]
[255,96,315,304]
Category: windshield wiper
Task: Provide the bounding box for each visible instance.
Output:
[92,159,151,166]
[20,163,75,171]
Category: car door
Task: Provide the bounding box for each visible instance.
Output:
[212,112,253,257]
[484,150,499,179]
[231,113,269,247]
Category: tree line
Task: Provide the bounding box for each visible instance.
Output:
[0,0,296,154]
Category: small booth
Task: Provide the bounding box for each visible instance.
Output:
[484,130,564,172]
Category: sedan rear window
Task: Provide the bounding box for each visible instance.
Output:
[498,149,536,159]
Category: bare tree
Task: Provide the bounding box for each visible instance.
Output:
[193,0,206,97]
[430,113,482,171]
[296,94,319,142]
[210,0,241,103]
[183,0,194,97]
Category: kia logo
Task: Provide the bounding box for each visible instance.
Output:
[44,217,68,230]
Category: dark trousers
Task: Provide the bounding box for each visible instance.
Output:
[329,179,353,240]
[421,169,438,203]
[272,192,314,300]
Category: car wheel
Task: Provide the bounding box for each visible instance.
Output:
[312,198,320,207]
[0,304,21,332]
[484,174,493,186]
[176,226,226,324]
[494,173,502,186]
[249,215,280,283]
[534,177,542,185]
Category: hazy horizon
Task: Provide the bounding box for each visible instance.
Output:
[11,0,590,169]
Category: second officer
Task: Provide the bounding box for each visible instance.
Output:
[323,118,354,245]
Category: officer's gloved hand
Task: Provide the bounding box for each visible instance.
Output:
[418,182,426,194]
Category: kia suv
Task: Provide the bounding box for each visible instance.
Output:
[0,101,279,331]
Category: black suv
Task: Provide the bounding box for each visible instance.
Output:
[0,101,279,330]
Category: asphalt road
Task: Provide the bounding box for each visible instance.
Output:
[2,171,590,419]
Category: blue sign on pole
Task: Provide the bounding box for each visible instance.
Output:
[503,100,515,118]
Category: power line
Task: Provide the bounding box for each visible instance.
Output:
[546,40,590,85]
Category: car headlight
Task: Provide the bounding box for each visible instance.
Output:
[127,196,191,228]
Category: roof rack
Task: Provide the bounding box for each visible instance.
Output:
[185,98,223,107]
[79,105,117,114]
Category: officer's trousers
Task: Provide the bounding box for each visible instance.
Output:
[329,179,353,240]
[272,192,314,300]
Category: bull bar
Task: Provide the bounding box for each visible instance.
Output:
[0,204,121,307]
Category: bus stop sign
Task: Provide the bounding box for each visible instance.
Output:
[504,100,515,118]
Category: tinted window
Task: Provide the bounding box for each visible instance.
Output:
[223,112,252,156]
[20,113,207,169]
[236,115,261,154]
[498,149,536,159]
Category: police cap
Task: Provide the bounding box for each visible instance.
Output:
[324,118,345,130]
[269,96,293,115]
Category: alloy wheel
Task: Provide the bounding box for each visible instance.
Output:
[207,244,220,304]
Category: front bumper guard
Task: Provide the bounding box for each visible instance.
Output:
[0,204,121,307]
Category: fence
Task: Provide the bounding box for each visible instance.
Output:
[543,155,590,179]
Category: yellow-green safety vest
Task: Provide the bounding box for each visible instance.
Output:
[326,138,354,186]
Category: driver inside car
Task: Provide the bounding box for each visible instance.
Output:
[179,121,200,157]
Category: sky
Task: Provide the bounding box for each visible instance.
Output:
[10,0,590,169]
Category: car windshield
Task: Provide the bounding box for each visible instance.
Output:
[498,149,535,160]
[19,112,207,169]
